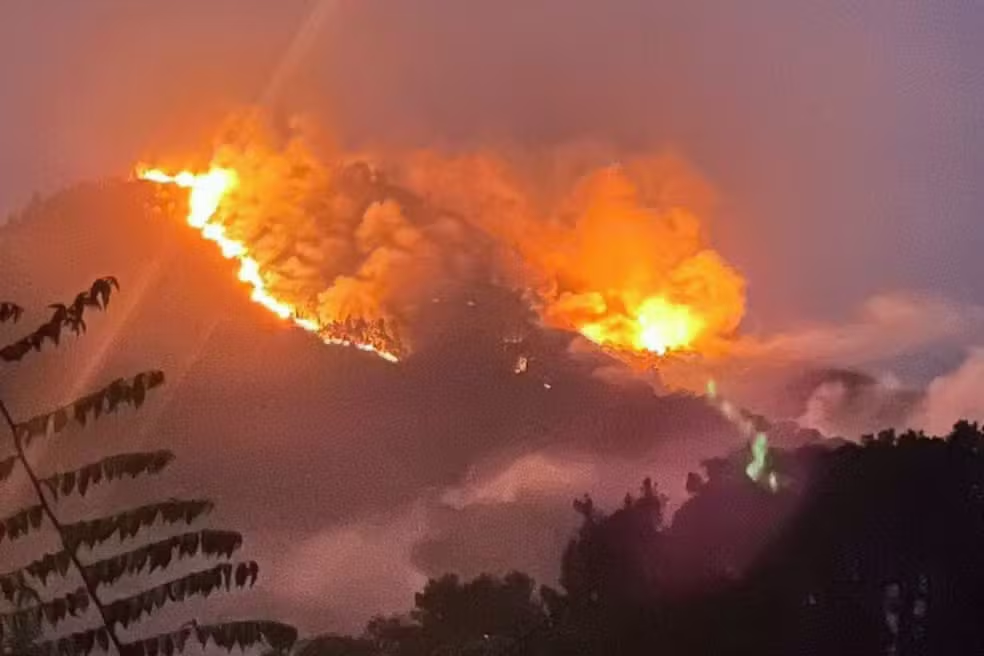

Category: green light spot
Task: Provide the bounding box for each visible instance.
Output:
[745,432,769,482]
[706,379,717,400]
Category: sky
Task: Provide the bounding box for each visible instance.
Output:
[2,0,983,324]
[1,0,983,636]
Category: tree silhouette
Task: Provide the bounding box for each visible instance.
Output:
[553,421,984,655]
[741,423,984,655]
[264,635,376,656]
[349,420,984,656]
[0,278,296,656]
[364,572,549,656]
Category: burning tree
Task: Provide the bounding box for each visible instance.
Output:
[0,278,296,655]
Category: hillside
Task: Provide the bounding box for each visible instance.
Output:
[0,178,751,631]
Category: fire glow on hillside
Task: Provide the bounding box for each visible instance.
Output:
[135,112,746,366]
[136,166,401,363]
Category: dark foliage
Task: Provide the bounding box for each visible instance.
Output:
[0,277,118,362]
[312,420,984,656]
[1,278,296,656]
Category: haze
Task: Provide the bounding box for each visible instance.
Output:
[1,0,982,634]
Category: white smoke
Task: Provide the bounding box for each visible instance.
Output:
[916,348,984,435]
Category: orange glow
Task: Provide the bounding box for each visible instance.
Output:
[580,296,705,356]
[136,166,400,363]
[534,167,746,361]
[403,155,747,363]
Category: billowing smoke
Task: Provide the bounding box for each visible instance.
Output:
[392,150,747,358]
[148,110,747,361]
[189,111,495,356]
[787,351,984,439]
[916,349,984,434]
[141,109,984,440]
[794,369,921,438]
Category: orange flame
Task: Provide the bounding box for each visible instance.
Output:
[580,296,705,356]
[400,154,746,363]
[136,166,400,363]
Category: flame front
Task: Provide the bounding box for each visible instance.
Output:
[137,166,399,363]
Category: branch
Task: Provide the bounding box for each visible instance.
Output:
[0,399,126,653]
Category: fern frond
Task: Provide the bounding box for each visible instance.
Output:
[0,455,17,485]
[15,370,166,446]
[103,562,259,628]
[112,620,297,656]
[24,626,111,656]
[0,277,119,362]
[0,505,44,545]
[0,568,42,605]
[0,586,88,630]
[42,451,175,500]
[0,302,24,324]
[61,499,213,551]
[0,550,73,596]
[84,530,243,589]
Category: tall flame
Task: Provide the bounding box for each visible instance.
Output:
[136,166,399,363]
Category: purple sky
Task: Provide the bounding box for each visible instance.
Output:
[1,0,983,635]
[2,1,982,325]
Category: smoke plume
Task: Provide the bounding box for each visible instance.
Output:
[145,110,747,361]
[392,150,747,358]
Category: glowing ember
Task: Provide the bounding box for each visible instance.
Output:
[136,166,399,363]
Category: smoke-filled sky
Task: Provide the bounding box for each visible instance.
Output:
[4,0,983,322]
[1,0,983,635]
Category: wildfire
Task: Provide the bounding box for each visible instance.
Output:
[579,296,704,356]
[136,166,400,363]
[413,156,749,364]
